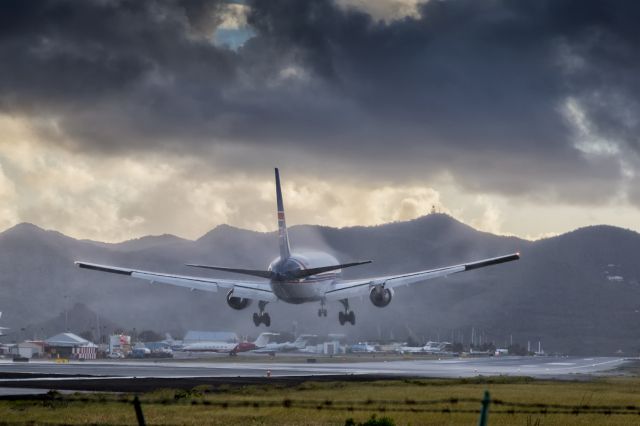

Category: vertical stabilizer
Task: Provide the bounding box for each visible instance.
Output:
[254,332,278,347]
[275,168,291,260]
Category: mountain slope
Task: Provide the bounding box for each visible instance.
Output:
[0,216,637,355]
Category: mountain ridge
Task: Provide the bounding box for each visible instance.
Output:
[0,214,637,355]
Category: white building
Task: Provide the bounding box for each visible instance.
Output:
[9,342,44,359]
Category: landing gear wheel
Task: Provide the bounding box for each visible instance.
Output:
[253,312,271,327]
[319,299,328,317]
[338,299,354,326]
[252,301,270,327]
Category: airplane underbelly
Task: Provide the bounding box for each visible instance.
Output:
[271,280,330,303]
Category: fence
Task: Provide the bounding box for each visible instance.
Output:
[39,391,640,426]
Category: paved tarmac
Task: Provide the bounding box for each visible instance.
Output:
[0,356,627,380]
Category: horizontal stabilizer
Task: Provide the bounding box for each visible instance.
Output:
[186,264,274,279]
[187,260,372,280]
[287,261,372,280]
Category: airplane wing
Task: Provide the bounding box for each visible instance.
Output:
[323,253,519,301]
[75,262,277,301]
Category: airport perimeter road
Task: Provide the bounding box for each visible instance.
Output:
[0,356,628,380]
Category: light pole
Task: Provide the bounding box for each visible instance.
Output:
[64,295,69,332]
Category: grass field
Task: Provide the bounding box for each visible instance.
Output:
[2,375,640,425]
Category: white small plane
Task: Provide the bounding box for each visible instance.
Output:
[181,332,277,354]
[399,341,451,354]
[253,334,316,354]
[76,169,520,327]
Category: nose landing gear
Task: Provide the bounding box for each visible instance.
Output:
[253,301,271,327]
[318,299,328,317]
[338,299,355,325]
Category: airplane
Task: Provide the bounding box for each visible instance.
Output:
[399,341,451,354]
[252,334,316,354]
[181,332,278,355]
[75,168,520,327]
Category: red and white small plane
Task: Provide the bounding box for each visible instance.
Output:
[181,332,278,355]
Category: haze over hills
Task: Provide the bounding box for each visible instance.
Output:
[0,214,639,355]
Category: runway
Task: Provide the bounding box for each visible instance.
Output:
[0,356,627,383]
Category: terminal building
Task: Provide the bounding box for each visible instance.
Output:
[45,333,97,360]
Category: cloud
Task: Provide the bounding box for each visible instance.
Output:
[0,115,448,240]
[0,0,640,239]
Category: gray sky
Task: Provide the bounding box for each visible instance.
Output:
[0,0,639,242]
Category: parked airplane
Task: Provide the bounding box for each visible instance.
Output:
[253,334,316,354]
[76,169,520,327]
[181,332,277,355]
[399,341,452,354]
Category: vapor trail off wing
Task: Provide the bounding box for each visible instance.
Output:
[75,262,277,301]
[323,253,519,301]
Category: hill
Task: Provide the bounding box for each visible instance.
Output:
[0,215,638,355]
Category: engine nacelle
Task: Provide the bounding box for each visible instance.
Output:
[226,290,252,310]
[369,286,394,308]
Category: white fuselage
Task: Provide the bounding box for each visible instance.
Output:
[269,251,340,304]
[181,341,238,352]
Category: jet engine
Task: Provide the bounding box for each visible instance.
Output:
[369,286,393,307]
[226,290,252,310]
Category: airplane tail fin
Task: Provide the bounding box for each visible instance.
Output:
[295,334,316,348]
[254,332,278,347]
[275,168,291,260]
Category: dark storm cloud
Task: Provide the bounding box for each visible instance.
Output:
[1,0,639,203]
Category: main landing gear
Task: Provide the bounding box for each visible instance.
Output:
[338,299,355,326]
[318,299,328,317]
[253,301,271,327]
